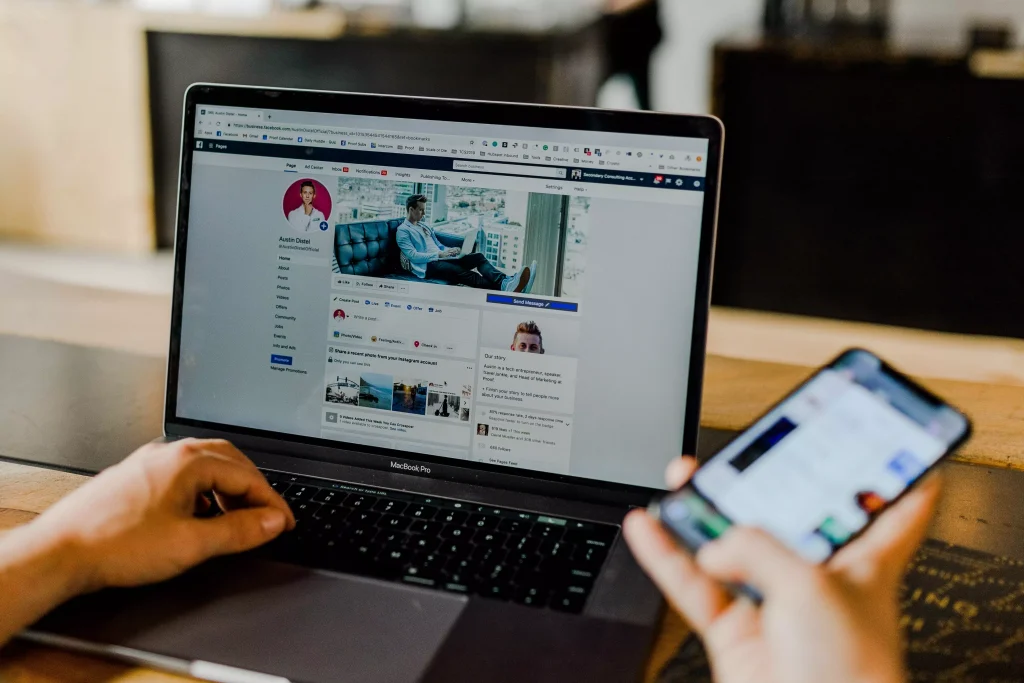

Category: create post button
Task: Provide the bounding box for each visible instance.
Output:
[485,294,578,312]
[270,354,293,366]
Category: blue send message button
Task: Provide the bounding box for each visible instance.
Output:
[270,354,293,366]
[486,294,578,312]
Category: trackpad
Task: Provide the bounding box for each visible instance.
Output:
[31,557,467,683]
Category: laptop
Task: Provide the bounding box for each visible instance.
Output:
[29,84,723,683]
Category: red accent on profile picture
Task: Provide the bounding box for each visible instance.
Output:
[333,309,346,320]
[282,178,332,233]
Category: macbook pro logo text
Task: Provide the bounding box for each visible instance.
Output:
[391,461,431,475]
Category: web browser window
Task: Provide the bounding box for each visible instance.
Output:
[177,105,712,489]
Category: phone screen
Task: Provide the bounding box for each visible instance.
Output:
[660,349,970,563]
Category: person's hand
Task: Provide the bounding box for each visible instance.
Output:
[444,247,461,258]
[624,456,940,683]
[30,438,295,594]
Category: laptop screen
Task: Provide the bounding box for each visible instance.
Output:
[175,101,714,490]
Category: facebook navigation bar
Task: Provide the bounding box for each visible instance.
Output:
[192,138,705,192]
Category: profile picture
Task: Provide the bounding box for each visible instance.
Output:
[511,321,544,354]
[283,178,332,233]
[571,169,582,180]
[333,309,346,320]
[476,423,489,436]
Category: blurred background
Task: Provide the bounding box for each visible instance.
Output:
[1,0,1023,357]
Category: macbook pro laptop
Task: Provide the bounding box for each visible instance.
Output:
[30,84,723,682]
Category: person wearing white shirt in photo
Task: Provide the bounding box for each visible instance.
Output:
[287,181,326,232]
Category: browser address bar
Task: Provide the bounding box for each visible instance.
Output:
[453,160,566,179]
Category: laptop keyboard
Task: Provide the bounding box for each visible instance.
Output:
[254,470,619,614]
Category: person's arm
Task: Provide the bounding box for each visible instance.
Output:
[624,456,936,683]
[0,439,294,647]
[395,226,442,264]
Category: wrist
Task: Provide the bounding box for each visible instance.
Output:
[7,520,97,599]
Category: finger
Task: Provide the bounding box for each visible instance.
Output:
[184,456,295,530]
[696,527,813,598]
[665,456,698,490]
[831,472,941,585]
[190,507,288,559]
[622,509,732,633]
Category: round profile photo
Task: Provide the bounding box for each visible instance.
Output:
[333,309,346,321]
[282,178,332,233]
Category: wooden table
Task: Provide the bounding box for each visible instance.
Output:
[1,299,1022,681]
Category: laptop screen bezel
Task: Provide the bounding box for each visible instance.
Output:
[165,83,722,507]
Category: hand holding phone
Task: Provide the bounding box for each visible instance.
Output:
[655,349,969,566]
[623,466,940,683]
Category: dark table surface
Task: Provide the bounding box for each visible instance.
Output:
[3,333,1023,561]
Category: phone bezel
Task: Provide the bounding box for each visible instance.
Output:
[660,347,973,558]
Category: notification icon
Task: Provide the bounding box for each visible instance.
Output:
[343,167,349,172]
[381,170,388,176]
[654,175,664,185]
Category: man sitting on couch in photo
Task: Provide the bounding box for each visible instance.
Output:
[396,195,536,292]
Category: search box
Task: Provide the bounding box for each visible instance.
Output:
[452,160,566,179]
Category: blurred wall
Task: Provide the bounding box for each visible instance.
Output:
[651,0,1024,115]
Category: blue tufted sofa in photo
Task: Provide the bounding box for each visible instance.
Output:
[333,219,483,284]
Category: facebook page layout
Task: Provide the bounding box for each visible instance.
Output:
[177,123,709,489]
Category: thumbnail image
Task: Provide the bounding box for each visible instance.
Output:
[427,391,464,420]
[282,178,332,233]
[325,375,359,406]
[476,423,489,436]
[479,310,581,357]
[392,378,428,415]
[331,178,589,298]
[855,490,887,516]
[815,516,852,550]
[358,372,393,410]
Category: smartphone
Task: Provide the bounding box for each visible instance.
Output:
[655,349,971,571]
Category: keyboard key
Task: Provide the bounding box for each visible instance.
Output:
[404,505,437,520]
[498,519,533,535]
[314,506,350,523]
[409,535,440,553]
[409,521,439,535]
[268,479,290,492]
[282,485,319,501]
[347,526,378,544]
[378,514,412,531]
[571,545,608,567]
[347,495,378,510]
[401,566,438,588]
[292,502,323,520]
[467,514,497,531]
[312,489,347,506]
[509,536,539,554]
[513,584,551,608]
[533,523,564,541]
[471,545,507,565]
[439,540,471,557]
[565,567,598,585]
[373,499,408,515]
[474,531,507,547]
[349,511,381,527]
[439,526,470,540]
[506,551,540,570]
[437,509,468,525]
